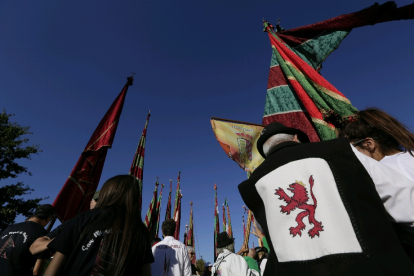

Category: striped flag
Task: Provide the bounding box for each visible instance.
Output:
[129,111,151,211]
[222,205,227,233]
[53,77,133,222]
[262,2,414,140]
[144,180,159,237]
[187,201,196,264]
[214,184,220,261]
[154,184,164,239]
[165,180,172,221]
[243,215,246,237]
[173,172,182,240]
[224,198,233,238]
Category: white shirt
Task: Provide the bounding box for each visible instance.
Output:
[211,249,258,276]
[259,259,267,275]
[380,151,414,182]
[151,236,192,276]
[351,145,414,224]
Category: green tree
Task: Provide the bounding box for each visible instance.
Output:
[196,257,206,275]
[0,110,46,231]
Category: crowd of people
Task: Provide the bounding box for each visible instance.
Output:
[1,107,414,275]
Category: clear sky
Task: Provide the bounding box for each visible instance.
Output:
[1,0,413,262]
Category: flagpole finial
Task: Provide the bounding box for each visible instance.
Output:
[190,201,193,206]
[127,75,134,86]
[214,183,217,190]
[161,183,165,188]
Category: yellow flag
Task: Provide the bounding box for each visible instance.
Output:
[211,118,265,172]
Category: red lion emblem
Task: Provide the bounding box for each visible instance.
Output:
[275,175,324,238]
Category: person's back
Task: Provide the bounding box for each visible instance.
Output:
[239,123,414,275]
[45,175,154,276]
[0,204,54,276]
[151,219,191,276]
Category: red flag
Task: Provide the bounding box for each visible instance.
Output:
[165,180,172,221]
[243,215,246,237]
[224,198,233,238]
[187,201,196,264]
[52,77,133,222]
[129,111,151,211]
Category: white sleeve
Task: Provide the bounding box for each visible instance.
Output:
[350,144,414,223]
[182,246,192,276]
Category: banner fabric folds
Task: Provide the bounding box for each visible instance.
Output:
[211,118,264,172]
[262,2,414,141]
[129,111,151,211]
[52,77,133,222]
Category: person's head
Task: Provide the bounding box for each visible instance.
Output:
[247,248,257,260]
[254,247,268,260]
[187,246,195,260]
[205,262,213,271]
[31,204,56,227]
[151,237,162,247]
[90,175,144,276]
[339,108,414,160]
[216,232,235,254]
[90,190,100,209]
[162,219,176,237]
[257,122,310,158]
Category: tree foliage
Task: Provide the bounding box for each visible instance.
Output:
[0,110,46,231]
[196,257,206,275]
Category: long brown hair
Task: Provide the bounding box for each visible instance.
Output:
[92,175,148,275]
[339,108,414,156]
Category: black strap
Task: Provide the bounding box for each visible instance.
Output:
[213,252,231,276]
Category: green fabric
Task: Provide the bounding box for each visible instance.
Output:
[264,85,305,116]
[244,256,260,275]
[262,236,270,253]
[292,30,350,70]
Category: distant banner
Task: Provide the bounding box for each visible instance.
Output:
[211,118,265,172]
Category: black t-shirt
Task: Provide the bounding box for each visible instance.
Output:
[48,209,154,276]
[0,221,47,276]
[191,263,198,274]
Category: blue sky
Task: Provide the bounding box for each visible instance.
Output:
[1,1,413,262]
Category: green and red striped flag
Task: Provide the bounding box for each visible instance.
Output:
[262,2,414,140]
[165,180,173,221]
[173,193,182,241]
[224,198,233,238]
[213,184,220,261]
[187,201,196,264]
[154,184,164,239]
[173,172,182,240]
[144,179,159,236]
[222,205,226,233]
[129,111,151,211]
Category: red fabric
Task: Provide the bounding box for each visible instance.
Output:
[165,181,172,220]
[52,78,132,222]
[277,2,414,47]
[267,65,289,89]
[263,111,320,143]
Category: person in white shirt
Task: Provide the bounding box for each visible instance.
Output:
[211,232,259,276]
[151,219,192,276]
[340,107,414,260]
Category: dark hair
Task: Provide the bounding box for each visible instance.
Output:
[162,219,176,236]
[87,175,148,276]
[33,204,55,220]
[339,108,414,156]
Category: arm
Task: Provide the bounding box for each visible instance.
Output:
[141,263,152,276]
[43,251,67,276]
[33,259,46,276]
[351,145,414,223]
[237,244,249,255]
[182,246,192,276]
[30,236,52,255]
